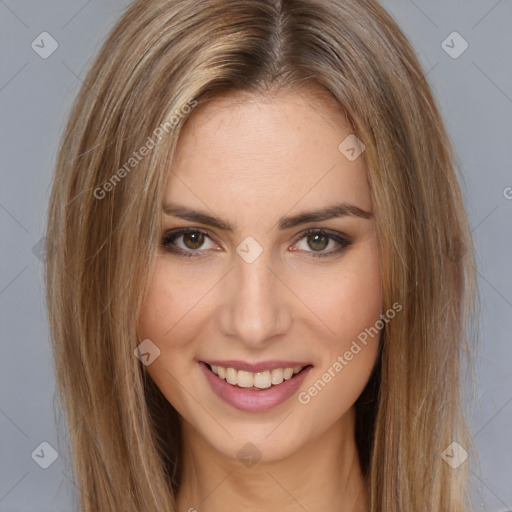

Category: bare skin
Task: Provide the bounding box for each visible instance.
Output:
[137,88,381,512]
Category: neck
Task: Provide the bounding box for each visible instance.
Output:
[176,406,369,512]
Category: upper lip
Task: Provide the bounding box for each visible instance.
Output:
[201,359,313,372]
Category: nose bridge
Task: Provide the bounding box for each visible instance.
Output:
[219,247,291,345]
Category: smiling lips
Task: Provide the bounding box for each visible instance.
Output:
[200,360,313,411]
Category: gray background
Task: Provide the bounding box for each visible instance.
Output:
[1,0,511,511]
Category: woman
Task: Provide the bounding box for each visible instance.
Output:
[45,0,478,510]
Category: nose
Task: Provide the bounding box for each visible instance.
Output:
[218,250,293,348]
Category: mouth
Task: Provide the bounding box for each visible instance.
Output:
[201,362,313,391]
[199,360,314,411]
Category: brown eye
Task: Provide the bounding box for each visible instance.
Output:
[292,229,352,258]
[306,233,329,252]
[161,228,218,258]
[182,231,205,249]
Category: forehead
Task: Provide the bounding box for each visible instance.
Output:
[165,89,372,227]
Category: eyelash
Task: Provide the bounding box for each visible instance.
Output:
[160,227,352,259]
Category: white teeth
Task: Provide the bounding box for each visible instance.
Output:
[208,364,305,389]
[253,371,272,389]
[237,370,253,388]
[226,367,237,385]
[271,368,284,385]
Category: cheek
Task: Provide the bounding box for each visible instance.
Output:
[295,238,381,388]
[137,261,201,386]
[137,259,212,343]
[294,239,382,343]
[296,263,382,422]
[335,262,382,340]
[137,262,202,413]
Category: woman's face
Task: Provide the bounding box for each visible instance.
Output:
[137,89,382,463]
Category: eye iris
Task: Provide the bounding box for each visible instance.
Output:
[183,232,204,249]
[307,233,328,251]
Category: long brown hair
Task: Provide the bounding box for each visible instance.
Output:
[45,0,479,510]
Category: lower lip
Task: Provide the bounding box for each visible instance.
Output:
[199,362,313,412]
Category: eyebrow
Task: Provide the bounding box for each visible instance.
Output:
[162,202,372,231]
